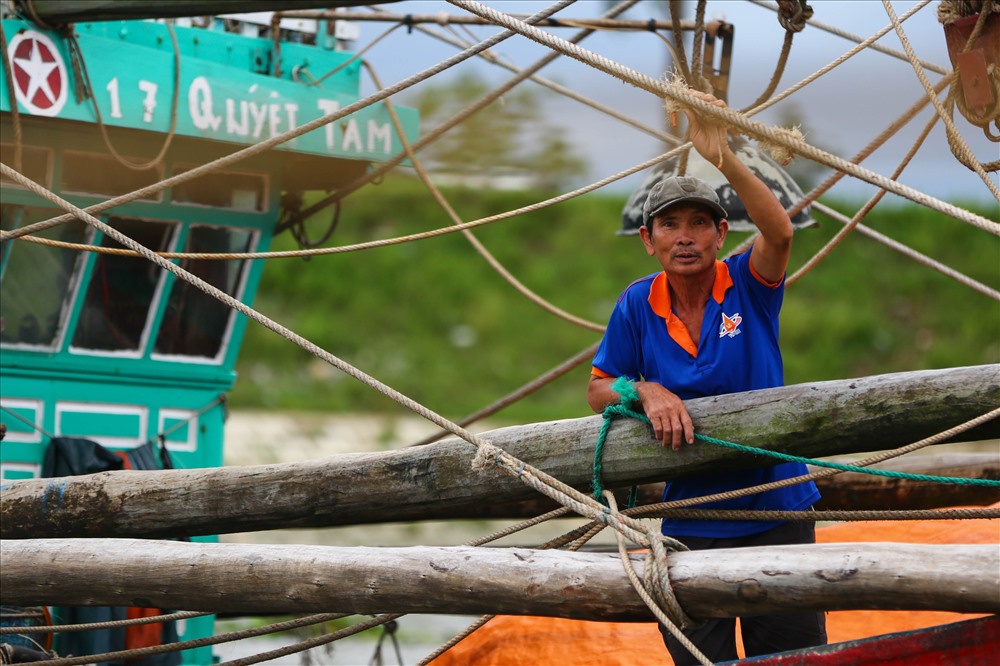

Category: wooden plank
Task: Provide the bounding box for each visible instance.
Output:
[2,365,998,539]
[1,539,996,620]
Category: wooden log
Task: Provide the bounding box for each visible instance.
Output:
[812,452,1000,511]
[1,539,996,620]
[2,365,998,540]
[467,452,1000,519]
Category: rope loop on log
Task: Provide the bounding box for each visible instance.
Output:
[470,440,500,472]
[604,491,710,666]
[592,377,643,505]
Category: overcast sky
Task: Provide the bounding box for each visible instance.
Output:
[351,0,998,206]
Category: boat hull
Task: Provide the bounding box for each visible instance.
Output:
[729,614,998,665]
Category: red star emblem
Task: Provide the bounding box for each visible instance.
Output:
[8,30,67,116]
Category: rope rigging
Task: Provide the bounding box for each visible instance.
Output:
[1,1,998,664]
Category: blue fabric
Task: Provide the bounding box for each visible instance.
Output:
[593,250,819,538]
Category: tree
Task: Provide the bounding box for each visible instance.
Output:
[405,72,588,191]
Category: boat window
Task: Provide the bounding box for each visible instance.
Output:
[153,225,254,360]
[0,206,89,348]
[171,166,267,211]
[71,217,175,353]
[60,151,163,201]
[0,145,52,189]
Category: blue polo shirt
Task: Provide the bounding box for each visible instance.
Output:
[592,250,819,537]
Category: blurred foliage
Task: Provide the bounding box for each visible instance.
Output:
[401,72,588,190]
[233,175,999,427]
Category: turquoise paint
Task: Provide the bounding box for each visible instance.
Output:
[1,12,419,664]
[0,19,419,163]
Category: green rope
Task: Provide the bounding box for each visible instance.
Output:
[592,377,643,506]
[695,432,1000,487]
[598,400,1000,488]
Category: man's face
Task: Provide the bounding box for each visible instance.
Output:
[639,203,727,276]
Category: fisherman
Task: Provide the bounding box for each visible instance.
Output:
[586,89,827,664]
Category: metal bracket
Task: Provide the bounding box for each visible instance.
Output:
[702,20,734,103]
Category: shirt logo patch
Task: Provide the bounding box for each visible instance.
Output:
[719,312,743,339]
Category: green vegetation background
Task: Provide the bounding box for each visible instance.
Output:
[233,177,999,425]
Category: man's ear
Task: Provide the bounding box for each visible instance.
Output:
[639,223,655,256]
[716,219,729,249]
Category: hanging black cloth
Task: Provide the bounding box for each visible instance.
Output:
[41,437,181,666]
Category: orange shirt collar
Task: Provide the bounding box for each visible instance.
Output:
[648,262,733,358]
[648,261,733,319]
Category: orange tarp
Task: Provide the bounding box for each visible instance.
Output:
[429,505,998,665]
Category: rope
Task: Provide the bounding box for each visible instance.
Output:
[602,402,1000,487]
[776,0,813,33]
[416,615,493,666]
[653,406,1000,511]
[739,30,794,113]
[150,394,226,448]
[668,0,693,84]
[0,404,55,440]
[410,341,601,447]
[447,0,1000,232]
[0,611,211,635]
[0,0,578,244]
[65,24,180,171]
[365,60,605,332]
[35,613,349,666]
[749,0,949,75]
[605,491,710,666]
[788,102,941,286]
[592,377,642,504]
[0,156,684,610]
[696,432,1000,487]
[219,614,402,666]
[2,6,995,661]
[6,9,989,262]
[882,0,1000,198]
[811,200,1000,301]
[690,0,708,91]
[385,3,681,143]
[4,140,696,262]
[284,0,643,233]
[783,73,955,223]
[543,406,1000,552]
[738,1,939,124]
[639,507,1000,521]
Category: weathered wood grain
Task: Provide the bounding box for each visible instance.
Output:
[1,539,996,620]
[2,365,997,539]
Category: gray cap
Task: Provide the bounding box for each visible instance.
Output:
[642,175,728,227]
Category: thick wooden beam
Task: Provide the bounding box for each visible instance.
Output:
[2,366,998,539]
[1,539,996,620]
[812,452,1000,510]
